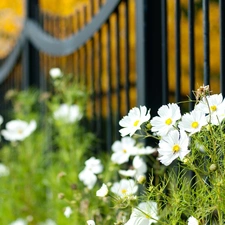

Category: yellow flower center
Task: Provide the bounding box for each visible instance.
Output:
[123,149,127,153]
[133,120,139,126]
[17,129,23,134]
[211,105,217,112]
[173,144,180,153]
[121,189,127,194]
[165,118,172,125]
[191,121,199,128]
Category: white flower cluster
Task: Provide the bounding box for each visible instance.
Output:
[119,93,225,166]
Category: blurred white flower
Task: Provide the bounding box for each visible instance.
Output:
[49,68,62,79]
[78,168,97,189]
[111,137,137,164]
[119,106,150,137]
[87,220,95,225]
[84,157,103,174]
[132,155,147,177]
[53,104,82,123]
[119,169,136,177]
[79,157,103,189]
[9,218,27,225]
[187,216,198,225]
[38,219,57,225]
[178,109,207,135]
[133,145,156,155]
[1,120,37,142]
[0,115,3,125]
[64,206,72,218]
[151,103,181,136]
[111,179,138,197]
[96,183,108,197]
[124,201,158,225]
[158,130,190,166]
[0,163,10,176]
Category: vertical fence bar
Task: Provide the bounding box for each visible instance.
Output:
[136,0,163,116]
[188,0,195,110]
[27,0,40,87]
[115,8,121,140]
[90,0,96,131]
[161,0,168,105]
[83,5,87,86]
[107,19,112,150]
[175,0,181,102]
[203,0,210,86]
[22,0,29,89]
[219,0,225,95]
[96,0,103,139]
[76,11,81,83]
[124,0,130,112]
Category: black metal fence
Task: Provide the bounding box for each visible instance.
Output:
[0,0,225,150]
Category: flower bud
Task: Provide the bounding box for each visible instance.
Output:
[58,193,65,199]
[137,175,146,184]
[146,122,152,130]
[209,164,217,172]
[57,171,66,179]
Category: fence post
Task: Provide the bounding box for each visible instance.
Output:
[136,0,165,116]
[26,0,40,87]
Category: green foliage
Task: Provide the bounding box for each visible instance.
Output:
[0,70,111,224]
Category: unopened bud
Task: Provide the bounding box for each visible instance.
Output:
[137,175,146,184]
[209,164,217,172]
[57,171,66,179]
[183,158,189,164]
[146,122,152,130]
[58,193,65,199]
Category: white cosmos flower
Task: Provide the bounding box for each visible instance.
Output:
[0,163,10,176]
[64,206,73,218]
[119,106,150,137]
[111,137,137,164]
[187,216,198,225]
[49,68,62,79]
[84,157,103,174]
[195,93,225,125]
[124,201,159,225]
[96,183,108,197]
[9,218,27,225]
[178,109,207,135]
[111,179,138,197]
[53,104,82,123]
[1,120,37,142]
[157,130,190,166]
[78,169,97,189]
[151,103,181,136]
[87,220,95,225]
[79,157,103,189]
